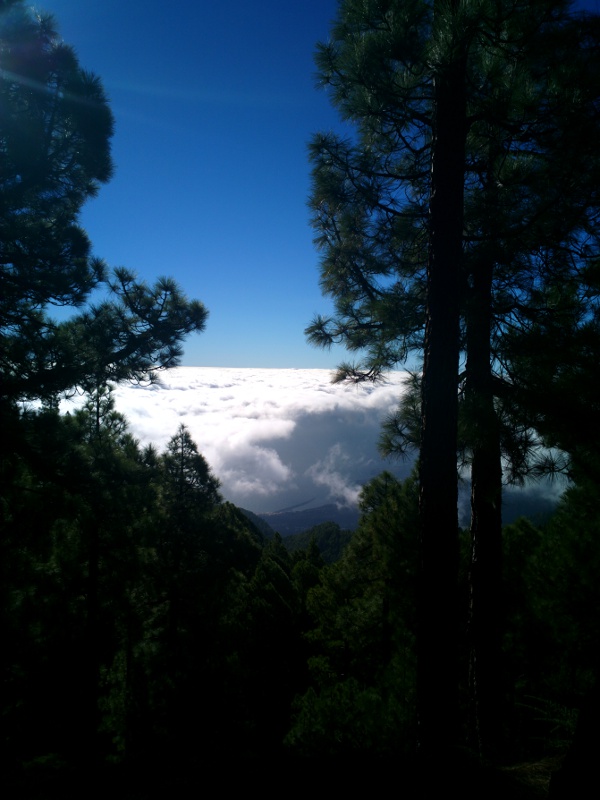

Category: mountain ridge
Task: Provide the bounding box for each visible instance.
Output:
[256,502,359,536]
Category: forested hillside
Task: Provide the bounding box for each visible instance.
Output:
[2,1,600,796]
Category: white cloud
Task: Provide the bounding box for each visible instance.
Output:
[60,366,564,519]
[306,443,363,507]
[70,367,413,512]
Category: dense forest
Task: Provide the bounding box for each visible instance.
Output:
[2,0,600,796]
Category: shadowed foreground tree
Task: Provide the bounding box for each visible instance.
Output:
[0,0,208,411]
[0,1,210,775]
[418,0,466,767]
[306,0,600,768]
[305,0,467,766]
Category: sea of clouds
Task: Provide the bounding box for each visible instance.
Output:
[87,367,415,513]
[60,366,562,520]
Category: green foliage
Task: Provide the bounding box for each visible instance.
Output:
[283,520,353,563]
[1,399,153,764]
[286,471,419,757]
[500,484,600,758]
[0,6,218,766]
[2,402,306,769]
[286,678,409,758]
[291,537,325,599]
[501,274,600,484]
[306,1,600,765]
[306,0,600,477]
[0,1,113,263]
[162,423,221,513]
[0,2,208,406]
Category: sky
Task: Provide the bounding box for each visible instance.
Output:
[32,0,600,370]
[35,0,351,369]
[25,1,581,515]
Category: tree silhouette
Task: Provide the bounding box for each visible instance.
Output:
[306,0,600,764]
[0,1,208,408]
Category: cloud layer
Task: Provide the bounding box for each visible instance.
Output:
[87,367,412,512]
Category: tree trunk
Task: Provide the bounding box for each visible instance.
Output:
[466,257,504,760]
[84,515,101,763]
[417,0,467,783]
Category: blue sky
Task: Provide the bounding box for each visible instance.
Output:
[36,0,600,369]
[36,0,349,368]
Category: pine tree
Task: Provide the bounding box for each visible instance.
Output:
[0,2,211,772]
[306,0,600,765]
[286,471,419,759]
[0,1,208,408]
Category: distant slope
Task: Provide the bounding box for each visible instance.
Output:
[237,508,277,540]
[257,503,360,536]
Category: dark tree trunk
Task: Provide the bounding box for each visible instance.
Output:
[466,257,504,760]
[417,0,467,782]
[84,516,102,763]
